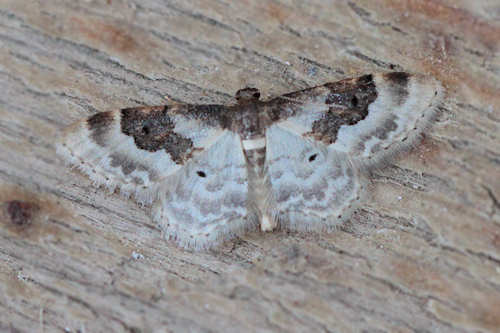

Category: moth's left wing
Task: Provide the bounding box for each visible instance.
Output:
[56,104,229,205]
[263,72,444,166]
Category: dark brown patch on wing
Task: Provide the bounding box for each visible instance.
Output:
[324,74,376,107]
[108,153,158,181]
[235,88,261,104]
[383,72,410,105]
[184,104,232,129]
[370,116,400,153]
[120,106,198,165]
[384,72,410,86]
[307,75,378,145]
[110,154,137,175]
[375,116,398,140]
[88,111,115,146]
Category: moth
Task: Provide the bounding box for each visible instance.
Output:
[57,72,443,250]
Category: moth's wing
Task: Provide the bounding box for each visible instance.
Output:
[152,130,256,250]
[264,72,444,167]
[264,125,365,231]
[262,72,443,230]
[56,104,230,205]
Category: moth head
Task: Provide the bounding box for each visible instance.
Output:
[235,87,261,104]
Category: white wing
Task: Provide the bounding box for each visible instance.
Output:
[57,105,255,249]
[263,72,443,231]
[332,74,444,166]
[265,125,365,231]
[152,131,256,250]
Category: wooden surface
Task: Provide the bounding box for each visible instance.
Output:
[1,0,499,332]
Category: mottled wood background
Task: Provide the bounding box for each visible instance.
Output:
[1,0,499,332]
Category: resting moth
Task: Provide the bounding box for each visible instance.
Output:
[57,72,444,250]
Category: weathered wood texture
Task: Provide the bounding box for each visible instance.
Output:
[0,0,499,332]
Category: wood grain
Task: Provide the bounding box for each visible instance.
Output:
[0,0,499,332]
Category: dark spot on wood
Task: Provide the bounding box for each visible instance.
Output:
[307,75,378,144]
[197,171,207,178]
[6,200,40,227]
[72,16,139,54]
[87,112,114,146]
[308,154,318,162]
[121,107,196,165]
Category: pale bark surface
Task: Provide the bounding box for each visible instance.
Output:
[0,1,499,332]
